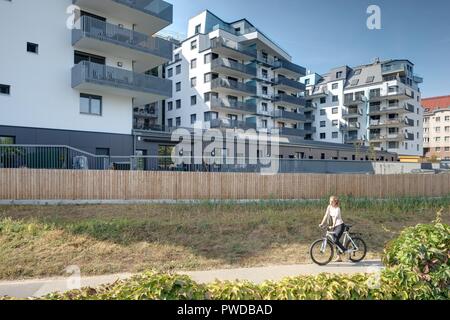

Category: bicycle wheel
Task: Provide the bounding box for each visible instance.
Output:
[310,239,334,266]
[346,237,367,263]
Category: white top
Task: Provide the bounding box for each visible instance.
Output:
[327,206,344,227]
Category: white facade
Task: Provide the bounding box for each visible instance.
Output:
[165,11,307,137]
[301,60,424,157]
[0,0,172,136]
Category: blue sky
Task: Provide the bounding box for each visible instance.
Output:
[165,0,450,98]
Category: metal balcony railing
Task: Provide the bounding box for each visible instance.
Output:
[210,118,257,130]
[210,78,257,95]
[73,16,172,60]
[209,97,257,113]
[277,127,306,137]
[113,0,173,22]
[273,110,306,122]
[211,58,257,76]
[272,77,306,91]
[272,60,306,76]
[273,94,305,106]
[210,37,257,58]
[71,61,172,97]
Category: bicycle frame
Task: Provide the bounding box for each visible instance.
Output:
[320,230,359,253]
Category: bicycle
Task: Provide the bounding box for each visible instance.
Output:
[309,225,367,266]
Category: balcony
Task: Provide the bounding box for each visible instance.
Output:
[304,114,316,122]
[133,105,158,119]
[72,61,172,104]
[272,77,305,92]
[304,101,318,111]
[210,37,257,60]
[211,58,257,78]
[413,74,423,84]
[277,127,306,137]
[306,87,328,98]
[209,97,257,114]
[273,94,305,108]
[272,60,306,78]
[340,122,361,131]
[210,78,257,96]
[369,89,412,102]
[304,126,317,134]
[369,103,415,115]
[381,63,407,75]
[368,117,414,129]
[369,132,414,142]
[342,108,363,118]
[273,110,306,122]
[72,16,172,73]
[210,118,257,130]
[344,135,365,144]
[343,95,365,106]
[72,0,173,35]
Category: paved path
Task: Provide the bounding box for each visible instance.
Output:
[0,260,383,298]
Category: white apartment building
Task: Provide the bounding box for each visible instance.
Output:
[422,95,450,160]
[301,59,424,157]
[165,10,307,138]
[0,0,173,155]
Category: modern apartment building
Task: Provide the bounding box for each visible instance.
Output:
[164,10,307,138]
[301,59,424,157]
[0,0,173,156]
[422,95,450,160]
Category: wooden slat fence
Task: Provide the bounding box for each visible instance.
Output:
[0,169,449,200]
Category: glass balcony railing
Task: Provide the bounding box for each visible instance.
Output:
[113,0,173,23]
[272,60,306,77]
[211,58,257,77]
[277,127,306,137]
[73,16,172,60]
[210,37,257,58]
[273,94,305,107]
[273,110,306,122]
[71,61,172,97]
[210,78,257,95]
[209,98,257,113]
[210,118,257,130]
[272,77,306,91]
[381,63,407,75]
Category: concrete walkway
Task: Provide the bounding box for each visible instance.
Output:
[0,260,383,298]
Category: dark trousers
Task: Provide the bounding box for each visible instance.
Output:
[333,224,347,252]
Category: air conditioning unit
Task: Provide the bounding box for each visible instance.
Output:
[73,156,89,170]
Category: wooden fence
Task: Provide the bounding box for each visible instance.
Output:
[0,169,449,201]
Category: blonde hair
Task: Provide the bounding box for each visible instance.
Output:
[329,196,340,206]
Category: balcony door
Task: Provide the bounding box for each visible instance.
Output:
[75,51,106,65]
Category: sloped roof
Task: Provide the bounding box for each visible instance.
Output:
[422,95,450,112]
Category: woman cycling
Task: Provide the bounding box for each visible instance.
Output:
[319,196,348,262]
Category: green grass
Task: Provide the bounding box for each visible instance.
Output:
[0,197,449,280]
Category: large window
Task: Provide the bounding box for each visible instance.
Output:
[0,136,15,145]
[74,51,105,65]
[80,94,102,115]
[0,84,10,95]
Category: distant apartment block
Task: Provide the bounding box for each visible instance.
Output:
[164,10,307,139]
[301,59,424,157]
[422,95,450,160]
[0,0,173,156]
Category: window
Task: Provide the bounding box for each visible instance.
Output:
[167,68,173,78]
[191,95,197,106]
[176,65,181,75]
[436,117,441,122]
[332,95,339,103]
[262,86,268,95]
[204,92,218,102]
[320,109,326,116]
[191,40,197,50]
[336,71,343,78]
[204,73,217,83]
[332,120,339,126]
[204,111,218,122]
[194,24,201,34]
[80,94,102,115]
[305,79,310,85]
[353,69,362,75]
[262,69,268,79]
[261,102,268,112]
[176,82,181,92]
[0,136,15,145]
[320,133,326,139]
[436,147,441,152]
[191,77,197,87]
[174,53,180,61]
[176,100,181,109]
[366,76,375,83]
[204,53,213,64]
[435,127,441,133]
[168,119,173,127]
[332,107,338,114]
[261,120,268,128]
[446,116,450,121]
[191,114,197,124]
[191,59,197,69]
[320,121,326,128]
[168,101,173,111]
[0,84,10,95]
[176,117,181,127]
[332,83,338,90]
[320,97,326,104]
[332,132,339,139]
[350,79,359,86]
[74,50,106,65]
[27,42,39,54]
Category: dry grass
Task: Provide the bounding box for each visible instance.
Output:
[0,198,449,280]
